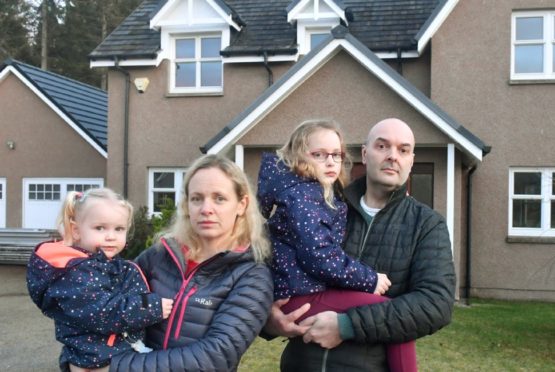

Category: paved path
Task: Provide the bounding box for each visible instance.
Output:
[0,265,59,371]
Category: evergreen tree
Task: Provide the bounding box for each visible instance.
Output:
[0,0,34,62]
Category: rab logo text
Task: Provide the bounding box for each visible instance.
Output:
[195,298,213,306]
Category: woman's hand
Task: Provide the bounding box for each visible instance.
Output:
[161,298,174,319]
[373,273,391,295]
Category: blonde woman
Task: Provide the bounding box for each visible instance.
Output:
[111,154,273,371]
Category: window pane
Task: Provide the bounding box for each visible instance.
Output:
[310,33,328,49]
[515,45,544,73]
[176,39,195,59]
[551,201,555,228]
[176,62,195,87]
[201,61,222,86]
[201,37,221,58]
[154,172,174,188]
[512,200,541,227]
[552,172,555,195]
[514,172,541,194]
[516,17,543,40]
[153,192,175,213]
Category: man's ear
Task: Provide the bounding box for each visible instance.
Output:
[361,145,367,165]
[70,221,80,243]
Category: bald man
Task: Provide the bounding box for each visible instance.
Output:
[267,118,456,371]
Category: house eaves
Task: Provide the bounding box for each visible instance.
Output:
[90,0,445,66]
[202,26,488,162]
[414,0,459,54]
[0,59,108,158]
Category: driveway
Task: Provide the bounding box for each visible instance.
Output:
[0,265,59,371]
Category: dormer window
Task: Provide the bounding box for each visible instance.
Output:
[308,28,332,50]
[172,34,223,93]
[150,0,242,95]
[287,0,346,55]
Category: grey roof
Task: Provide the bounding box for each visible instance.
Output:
[201,26,489,158]
[1,59,108,149]
[91,0,444,60]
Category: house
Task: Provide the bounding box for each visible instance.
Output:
[0,59,107,230]
[90,0,555,302]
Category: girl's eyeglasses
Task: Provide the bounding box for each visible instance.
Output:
[309,151,345,163]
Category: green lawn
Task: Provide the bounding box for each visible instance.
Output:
[239,299,555,371]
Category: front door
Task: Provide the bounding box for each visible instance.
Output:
[22,178,103,229]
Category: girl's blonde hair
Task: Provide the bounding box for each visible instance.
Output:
[161,154,271,263]
[277,119,351,208]
[57,187,134,246]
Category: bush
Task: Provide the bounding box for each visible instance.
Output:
[123,201,176,259]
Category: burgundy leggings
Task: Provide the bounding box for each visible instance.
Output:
[281,289,417,372]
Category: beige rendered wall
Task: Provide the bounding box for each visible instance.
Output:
[0,74,106,227]
[106,60,291,209]
[432,0,555,301]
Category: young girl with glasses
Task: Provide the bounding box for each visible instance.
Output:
[257,120,417,372]
[27,188,174,372]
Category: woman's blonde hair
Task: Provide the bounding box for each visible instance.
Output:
[57,187,134,246]
[161,154,271,263]
[277,119,351,208]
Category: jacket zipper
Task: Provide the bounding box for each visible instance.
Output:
[160,239,220,350]
[321,349,329,372]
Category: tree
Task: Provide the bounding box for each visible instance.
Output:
[0,1,34,62]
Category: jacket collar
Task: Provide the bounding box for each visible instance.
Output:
[344,176,408,216]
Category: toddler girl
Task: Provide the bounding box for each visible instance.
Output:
[257,120,417,372]
[27,188,173,372]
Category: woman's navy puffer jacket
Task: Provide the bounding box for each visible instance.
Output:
[109,237,273,372]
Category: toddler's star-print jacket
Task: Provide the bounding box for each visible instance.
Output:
[27,241,164,369]
[257,153,379,299]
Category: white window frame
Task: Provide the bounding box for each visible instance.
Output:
[297,20,338,55]
[169,33,224,94]
[148,168,187,216]
[511,11,555,80]
[508,168,555,237]
[0,178,6,228]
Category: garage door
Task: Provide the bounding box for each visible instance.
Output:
[23,178,103,229]
[0,179,5,228]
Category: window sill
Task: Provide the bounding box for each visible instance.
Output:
[506,236,555,244]
[166,91,223,98]
[509,78,555,85]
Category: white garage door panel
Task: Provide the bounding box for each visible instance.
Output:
[0,179,5,228]
[23,178,103,229]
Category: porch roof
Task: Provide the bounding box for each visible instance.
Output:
[202,26,489,162]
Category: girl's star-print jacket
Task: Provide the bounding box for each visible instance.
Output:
[27,241,164,370]
[257,153,379,300]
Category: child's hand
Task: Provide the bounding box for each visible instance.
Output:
[161,298,174,319]
[373,273,391,295]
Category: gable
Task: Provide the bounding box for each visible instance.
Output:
[239,50,450,146]
[151,0,241,30]
[287,0,346,23]
[0,60,107,158]
[203,26,487,162]
[0,74,107,166]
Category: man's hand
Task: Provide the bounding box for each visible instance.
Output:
[263,298,311,338]
[299,311,342,349]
